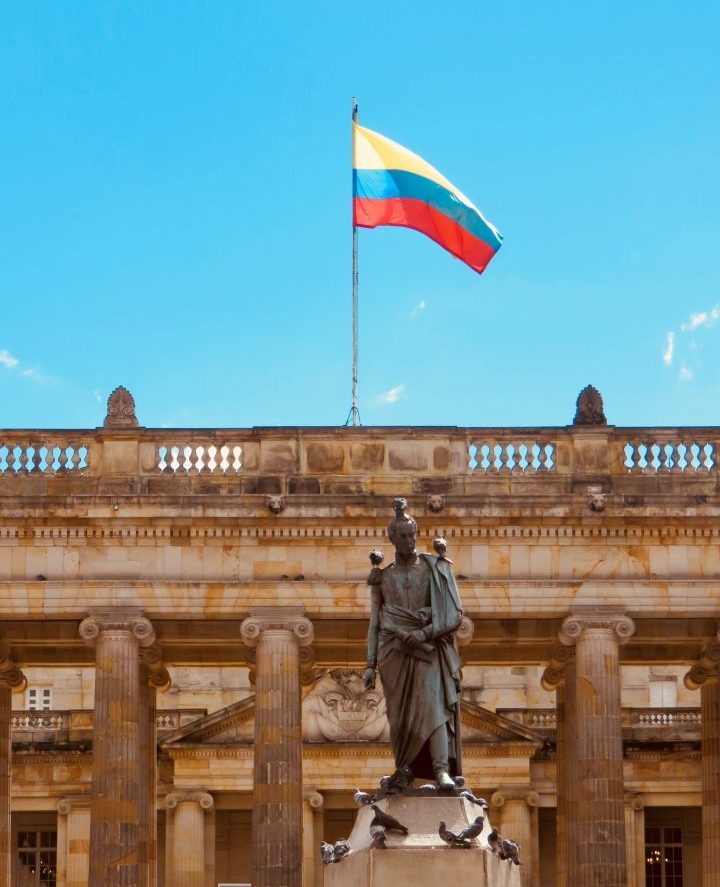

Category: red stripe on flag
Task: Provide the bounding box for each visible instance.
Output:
[353,197,498,275]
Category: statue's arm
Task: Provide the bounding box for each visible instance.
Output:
[366,585,382,666]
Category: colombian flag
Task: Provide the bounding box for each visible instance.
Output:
[353,123,502,275]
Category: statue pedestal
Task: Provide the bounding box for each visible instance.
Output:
[324,794,522,887]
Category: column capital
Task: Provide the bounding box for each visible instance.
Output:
[303,790,324,810]
[79,608,156,647]
[684,639,720,690]
[58,796,92,815]
[559,611,635,647]
[0,643,27,691]
[240,606,314,648]
[624,792,645,811]
[456,615,475,647]
[541,642,574,690]
[165,790,214,811]
[491,787,539,808]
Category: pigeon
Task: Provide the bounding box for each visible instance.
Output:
[456,816,484,842]
[486,829,500,853]
[379,767,413,795]
[370,824,387,848]
[458,790,488,809]
[354,788,375,806]
[370,804,409,834]
[333,840,351,863]
[320,841,335,865]
[438,820,472,847]
[500,839,521,865]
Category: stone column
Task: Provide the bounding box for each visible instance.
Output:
[491,788,538,887]
[165,791,214,887]
[623,794,645,887]
[241,607,314,887]
[541,651,575,887]
[57,797,91,887]
[559,612,635,887]
[0,653,26,887]
[684,640,720,887]
[302,791,323,887]
[79,609,158,887]
[702,679,720,887]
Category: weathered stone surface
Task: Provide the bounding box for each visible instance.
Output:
[306,442,345,472]
[388,443,429,471]
[350,443,385,470]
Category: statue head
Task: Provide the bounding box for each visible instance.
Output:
[387,497,417,557]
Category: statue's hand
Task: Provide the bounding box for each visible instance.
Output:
[363,667,376,690]
[404,629,427,648]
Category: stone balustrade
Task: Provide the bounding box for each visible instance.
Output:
[0,424,718,492]
[10,709,206,741]
[499,706,702,732]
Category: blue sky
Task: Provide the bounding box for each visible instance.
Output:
[2,2,719,429]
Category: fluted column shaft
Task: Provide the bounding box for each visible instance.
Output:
[623,797,644,887]
[57,798,91,887]
[80,611,157,887]
[0,685,10,887]
[165,792,213,887]
[492,790,537,886]
[0,658,25,887]
[702,680,720,886]
[302,791,323,887]
[241,608,314,887]
[560,614,634,887]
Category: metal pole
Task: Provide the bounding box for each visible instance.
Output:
[350,96,360,427]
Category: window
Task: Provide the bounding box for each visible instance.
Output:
[26,689,51,712]
[649,677,677,708]
[646,826,683,887]
[16,829,56,887]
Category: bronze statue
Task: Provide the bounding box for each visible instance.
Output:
[364,497,464,790]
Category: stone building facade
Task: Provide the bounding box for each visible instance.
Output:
[0,385,718,886]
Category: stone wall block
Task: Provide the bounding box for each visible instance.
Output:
[260,442,298,473]
[305,443,345,473]
[388,443,429,472]
[349,443,385,471]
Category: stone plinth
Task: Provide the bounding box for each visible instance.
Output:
[324,795,521,887]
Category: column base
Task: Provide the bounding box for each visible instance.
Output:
[324,795,521,887]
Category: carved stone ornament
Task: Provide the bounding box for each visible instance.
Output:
[267,494,286,515]
[165,790,214,811]
[304,669,388,742]
[426,494,444,513]
[240,607,314,648]
[573,384,607,426]
[103,386,139,428]
[559,613,635,647]
[79,612,156,648]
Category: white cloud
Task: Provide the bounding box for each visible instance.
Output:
[0,349,19,369]
[93,390,102,403]
[662,332,675,366]
[378,384,405,405]
[681,305,720,332]
[679,365,694,382]
[410,299,426,319]
[0,347,52,383]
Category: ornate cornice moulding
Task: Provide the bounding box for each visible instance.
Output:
[3,522,720,544]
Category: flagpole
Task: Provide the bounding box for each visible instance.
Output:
[349,96,360,427]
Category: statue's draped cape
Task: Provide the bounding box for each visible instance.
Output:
[378,553,463,779]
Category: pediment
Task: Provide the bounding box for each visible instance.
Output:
[161,674,543,748]
[460,699,544,745]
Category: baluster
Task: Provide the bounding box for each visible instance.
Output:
[207,445,217,473]
[70,445,81,471]
[468,443,478,472]
[19,445,30,473]
[233,445,243,472]
[196,445,207,474]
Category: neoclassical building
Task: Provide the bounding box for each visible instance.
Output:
[0,385,718,887]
